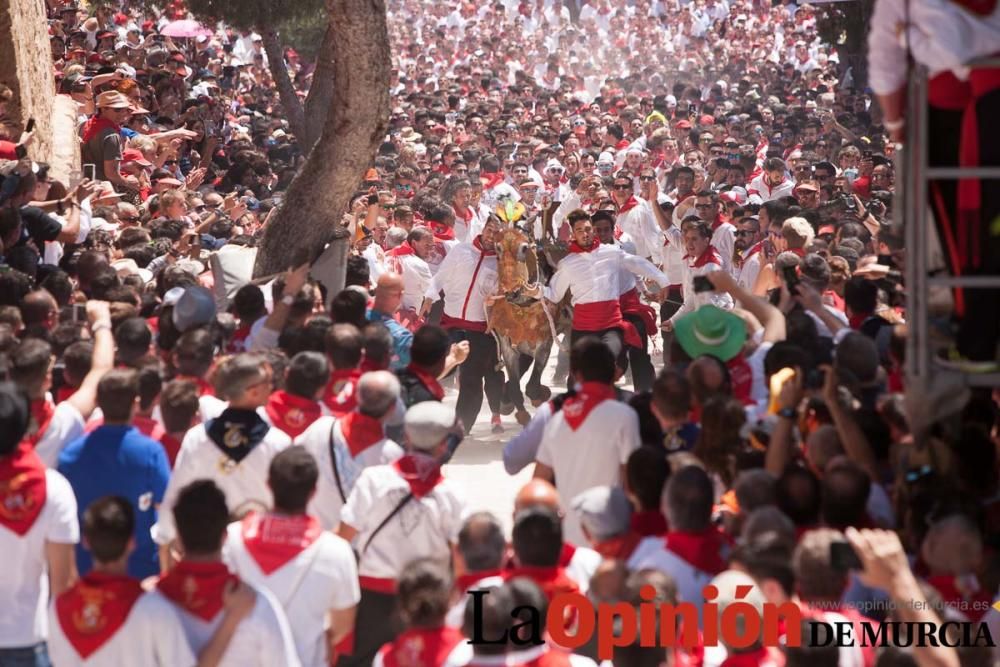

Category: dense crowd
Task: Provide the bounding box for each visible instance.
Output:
[0,0,998,665]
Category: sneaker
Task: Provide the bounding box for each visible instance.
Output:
[491,414,503,434]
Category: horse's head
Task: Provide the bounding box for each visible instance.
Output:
[494,224,538,301]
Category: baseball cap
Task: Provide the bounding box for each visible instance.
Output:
[571,486,632,541]
[121,148,152,167]
[404,402,456,451]
[172,286,216,332]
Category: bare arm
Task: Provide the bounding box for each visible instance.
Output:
[329,606,357,647]
[65,301,114,420]
[256,263,310,341]
[46,541,76,597]
[764,371,802,476]
[336,523,358,543]
[794,283,846,336]
[822,365,879,480]
[708,270,786,342]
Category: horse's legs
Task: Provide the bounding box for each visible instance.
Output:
[525,338,553,407]
[499,339,529,424]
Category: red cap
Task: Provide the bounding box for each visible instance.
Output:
[574,126,587,136]
[699,114,715,126]
[122,148,152,167]
[674,120,692,129]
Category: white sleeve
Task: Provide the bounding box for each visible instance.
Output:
[716,229,735,275]
[151,429,201,545]
[45,470,80,545]
[503,402,552,474]
[867,0,908,95]
[621,250,669,287]
[617,408,642,466]
[640,206,664,259]
[424,253,452,301]
[326,537,362,610]
[542,263,573,303]
[142,594,198,667]
[36,402,85,468]
[339,468,375,530]
[552,192,582,233]
[255,590,303,667]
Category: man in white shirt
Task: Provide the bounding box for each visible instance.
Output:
[224,447,360,667]
[0,383,78,665]
[153,354,292,570]
[533,338,642,547]
[662,219,735,331]
[610,173,662,261]
[296,370,404,530]
[693,191,736,276]
[336,402,466,667]
[49,496,252,666]
[156,480,301,666]
[386,227,434,327]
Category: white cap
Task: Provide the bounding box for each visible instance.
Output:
[597,151,615,165]
[571,486,632,542]
[665,94,677,107]
[404,402,456,451]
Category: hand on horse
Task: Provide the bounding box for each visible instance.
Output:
[449,341,470,365]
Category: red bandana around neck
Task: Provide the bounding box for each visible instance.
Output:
[0,443,48,535]
[360,356,387,374]
[339,411,385,457]
[560,381,616,430]
[81,116,120,143]
[381,626,466,667]
[684,245,723,268]
[177,375,215,397]
[157,561,238,622]
[56,572,144,659]
[503,565,580,602]
[241,511,322,575]
[323,368,362,416]
[265,390,321,439]
[389,241,416,257]
[481,172,505,190]
[429,221,455,241]
[393,454,444,498]
[617,196,641,215]
[665,529,729,575]
[25,398,55,448]
[472,236,496,256]
[568,237,600,254]
[407,364,445,401]
[630,510,669,537]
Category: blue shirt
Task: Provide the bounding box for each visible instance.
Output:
[58,424,171,579]
[366,309,413,371]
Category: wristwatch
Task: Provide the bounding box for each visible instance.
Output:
[778,407,797,420]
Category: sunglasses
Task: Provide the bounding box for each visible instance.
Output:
[120,216,140,223]
[613,184,632,190]
[640,176,656,182]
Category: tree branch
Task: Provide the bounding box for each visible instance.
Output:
[302,23,337,148]
[260,29,306,143]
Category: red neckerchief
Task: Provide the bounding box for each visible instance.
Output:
[176,375,214,397]
[848,312,871,330]
[380,626,466,667]
[393,454,444,498]
[407,363,445,400]
[630,510,668,537]
[664,528,729,575]
[55,385,76,404]
[227,324,252,353]
[472,235,496,256]
[617,195,640,215]
[388,241,416,257]
[727,354,755,405]
[481,172,505,189]
[240,511,322,576]
[711,215,727,232]
[684,245,723,268]
[594,532,642,560]
[131,415,165,441]
[503,565,580,602]
[157,561,238,622]
[81,115,120,143]
[567,237,600,254]
[0,443,47,535]
[25,398,55,448]
[265,390,321,439]
[429,222,455,241]
[338,411,385,457]
[159,433,182,467]
[558,543,575,567]
[560,381,615,430]
[360,356,386,373]
[744,240,764,259]
[323,368,362,416]
[55,572,144,659]
[455,568,504,593]
[458,208,474,225]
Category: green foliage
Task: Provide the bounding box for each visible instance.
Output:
[183,0,325,34]
[275,12,328,60]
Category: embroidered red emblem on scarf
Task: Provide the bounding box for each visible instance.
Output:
[241,511,322,575]
[25,399,55,448]
[0,443,47,535]
[339,412,385,457]
[560,382,616,430]
[157,561,238,622]
[265,390,321,439]
[406,364,445,401]
[323,368,362,416]
[380,626,466,667]
[393,455,444,498]
[429,222,455,241]
[56,572,143,659]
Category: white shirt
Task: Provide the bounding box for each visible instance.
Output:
[0,469,78,647]
[163,585,301,667]
[667,248,736,326]
[363,243,387,283]
[746,173,796,202]
[340,464,466,580]
[736,248,763,290]
[544,244,669,307]
[36,401,85,468]
[710,221,737,276]
[48,590,195,666]
[223,521,361,667]
[628,537,717,619]
[388,252,433,311]
[536,399,641,547]
[295,416,404,530]
[425,241,498,325]
[616,200,663,260]
[152,421,291,546]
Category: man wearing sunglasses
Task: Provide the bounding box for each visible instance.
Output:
[610,174,662,262]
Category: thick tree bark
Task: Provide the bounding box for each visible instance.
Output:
[252,0,391,278]
[260,29,307,143]
[303,23,337,148]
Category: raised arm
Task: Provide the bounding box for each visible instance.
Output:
[707,270,786,342]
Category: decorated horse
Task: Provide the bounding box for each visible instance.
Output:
[486,200,568,425]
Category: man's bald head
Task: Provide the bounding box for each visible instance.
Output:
[514,479,561,516]
[356,370,401,419]
[21,289,57,330]
[373,272,405,315]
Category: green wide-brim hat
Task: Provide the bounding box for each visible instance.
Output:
[674,305,748,362]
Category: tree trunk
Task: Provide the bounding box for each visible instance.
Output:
[253,0,391,278]
[260,29,307,143]
[302,23,337,148]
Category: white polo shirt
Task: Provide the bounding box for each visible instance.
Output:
[536,399,641,547]
[36,401,86,468]
[340,464,466,582]
[295,416,404,530]
[47,590,195,666]
[0,468,78,648]
[223,519,361,667]
[152,422,291,546]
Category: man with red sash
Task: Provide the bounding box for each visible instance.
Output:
[265,351,329,439]
[421,215,504,433]
[535,210,669,374]
[870,0,1000,362]
[336,402,466,667]
[592,209,657,392]
[396,325,452,408]
[155,480,301,665]
[296,370,404,530]
[0,383,78,665]
[629,466,731,619]
[322,324,364,417]
[224,447,359,667]
[610,173,662,261]
[386,227,434,331]
[49,496,251,665]
[533,339,642,547]
[10,301,114,467]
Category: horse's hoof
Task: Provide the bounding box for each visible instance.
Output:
[528,387,552,406]
[515,410,531,426]
[499,402,516,416]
